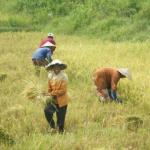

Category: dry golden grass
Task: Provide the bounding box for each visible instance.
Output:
[0,32,150,150]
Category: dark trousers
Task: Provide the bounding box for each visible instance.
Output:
[44,104,67,133]
[32,59,48,66]
[32,59,49,76]
[107,89,113,99]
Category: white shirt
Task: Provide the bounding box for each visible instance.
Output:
[48,71,68,82]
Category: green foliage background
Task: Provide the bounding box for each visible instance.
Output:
[0,0,150,41]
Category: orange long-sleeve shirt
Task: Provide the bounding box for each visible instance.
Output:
[93,68,121,96]
[48,71,69,107]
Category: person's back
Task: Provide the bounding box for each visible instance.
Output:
[93,67,120,90]
[40,37,56,47]
[32,41,55,76]
[32,47,51,60]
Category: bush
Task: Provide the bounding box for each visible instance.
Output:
[0,0,150,41]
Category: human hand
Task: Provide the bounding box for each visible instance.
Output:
[41,92,51,96]
[50,91,57,96]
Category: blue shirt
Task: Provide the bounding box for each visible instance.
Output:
[32,47,52,61]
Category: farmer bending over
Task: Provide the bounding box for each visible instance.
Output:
[39,32,56,53]
[44,59,69,133]
[93,68,132,103]
[32,41,56,76]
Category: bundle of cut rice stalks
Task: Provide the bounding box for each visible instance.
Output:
[22,80,55,106]
[22,80,43,101]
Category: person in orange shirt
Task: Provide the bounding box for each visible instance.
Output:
[93,68,132,103]
[44,59,69,133]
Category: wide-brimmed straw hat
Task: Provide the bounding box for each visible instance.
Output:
[45,59,67,70]
[41,41,56,48]
[117,68,132,80]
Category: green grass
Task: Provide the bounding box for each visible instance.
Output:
[0,32,150,149]
[0,0,150,41]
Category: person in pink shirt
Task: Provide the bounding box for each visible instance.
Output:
[39,33,56,53]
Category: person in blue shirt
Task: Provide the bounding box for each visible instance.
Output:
[32,41,56,76]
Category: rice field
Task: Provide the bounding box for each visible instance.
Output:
[0,32,150,150]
